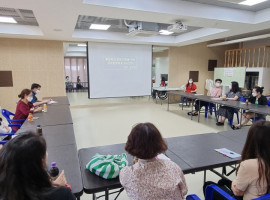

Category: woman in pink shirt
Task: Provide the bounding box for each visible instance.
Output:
[203,120,270,200]
[188,79,222,116]
[120,123,188,200]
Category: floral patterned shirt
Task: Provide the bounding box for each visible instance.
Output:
[119,158,188,200]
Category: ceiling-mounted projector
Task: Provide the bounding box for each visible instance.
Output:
[167,21,187,33]
[127,21,159,37]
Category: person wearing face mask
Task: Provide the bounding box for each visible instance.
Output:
[12,89,43,131]
[188,79,222,116]
[216,81,241,126]
[231,86,268,129]
[180,78,197,104]
[65,76,73,92]
[31,83,52,106]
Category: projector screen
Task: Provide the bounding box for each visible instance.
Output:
[88,42,152,98]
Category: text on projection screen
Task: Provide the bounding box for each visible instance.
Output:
[88,42,152,98]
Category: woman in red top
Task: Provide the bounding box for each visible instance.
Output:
[185,78,197,93]
[181,78,197,103]
[12,89,43,131]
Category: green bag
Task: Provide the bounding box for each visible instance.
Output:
[86,153,128,179]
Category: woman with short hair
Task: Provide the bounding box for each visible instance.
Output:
[120,123,188,200]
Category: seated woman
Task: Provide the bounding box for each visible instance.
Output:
[120,123,188,200]
[203,120,270,200]
[181,78,197,104]
[216,81,241,126]
[0,131,75,200]
[12,89,43,131]
[0,117,12,142]
[232,86,268,129]
[0,117,11,133]
[188,79,222,116]
[152,77,167,98]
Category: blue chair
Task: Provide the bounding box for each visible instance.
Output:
[228,109,239,126]
[205,184,237,200]
[240,96,246,102]
[253,194,270,200]
[205,104,217,120]
[0,125,17,145]
[205,184,270,200]
[252,115,266,123]
[186,194,201,200]
[1,109,25,128]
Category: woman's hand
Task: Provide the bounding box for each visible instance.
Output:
[4,126,10,132]
[34,107,43,112]
[52,170,67,186]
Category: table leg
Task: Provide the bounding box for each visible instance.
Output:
[204,170,206,183]
[105,189,109,200]
[239,109,243,129]
[198,100,200,123]
[182,97,184,111]
[191,99,194,120]
[92,193,96,200]
[167,93,170,111]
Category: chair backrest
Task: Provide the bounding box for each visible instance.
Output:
[253,194,270,200]
[205,184,237,200]
[240,96,246,102]
[1,109,15,124]
[186,194,201,200]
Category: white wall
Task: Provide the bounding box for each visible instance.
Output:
[153,57,169,87]
[243,38,270,48]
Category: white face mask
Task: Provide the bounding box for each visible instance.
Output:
[36,90,40,94]
[189,80,193,84]
[27,96,33,102]
[229,85,232,89]
[252,92,257,97]
[215,83,221,87]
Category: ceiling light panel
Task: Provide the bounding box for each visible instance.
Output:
[0,16,17,23]
[89,24,111,30]
[239,0,268,6]
[0,7,39,26]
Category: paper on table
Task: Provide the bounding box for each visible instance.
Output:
[194,94,203,96]
[211,98,222,100]
[48,101,58,104]
[215,148,241,159]
[157,153,170,160]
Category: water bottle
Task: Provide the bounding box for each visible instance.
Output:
[43,104,47,112]
[49,162,59,180]
[255,98,258,107]
[36,125,42,136]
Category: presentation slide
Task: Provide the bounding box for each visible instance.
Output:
[88,42,152,98]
